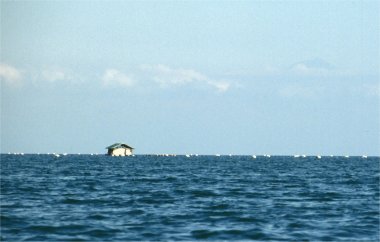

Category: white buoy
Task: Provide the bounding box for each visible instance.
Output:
[345,155,349,158]
[302,155,306,158]
[317,155,322,159]
[362,155,367,159]
[185,154,190,157]
[252,155,257,159]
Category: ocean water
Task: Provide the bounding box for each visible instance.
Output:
[1,154,379,241]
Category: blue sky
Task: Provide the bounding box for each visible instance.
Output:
[1,1,379,155]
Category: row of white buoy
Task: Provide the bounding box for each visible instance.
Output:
[185,154,369,159]
[185,154,199,157]
[156,154,177,157]
[4,153,371,159]
[292,155,368,159]
[207,154,369,159]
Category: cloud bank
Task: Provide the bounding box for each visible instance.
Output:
[3,59,377,100]
[1,63,232,93]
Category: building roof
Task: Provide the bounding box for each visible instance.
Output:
[106,143,134,150]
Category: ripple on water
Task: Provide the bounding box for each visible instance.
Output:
[191,228,268,240]
[189,189,220,198]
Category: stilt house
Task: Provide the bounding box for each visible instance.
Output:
[106,143,134,156]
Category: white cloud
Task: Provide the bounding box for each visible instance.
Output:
[141,64,231,92]
[141,64,207,86]
[102,69,135,88]
[31,67,82,85]
[290,58,334,75]
[207,80,231,92]
[0,63,23,86]
[41,69,67,82]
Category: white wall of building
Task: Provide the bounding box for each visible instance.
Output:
[111,148,132,156]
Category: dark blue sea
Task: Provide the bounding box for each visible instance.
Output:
[1,154,379,241]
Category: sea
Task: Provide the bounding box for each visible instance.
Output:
[1,154,379,241]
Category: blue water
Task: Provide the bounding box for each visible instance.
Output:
[1,154,379,241]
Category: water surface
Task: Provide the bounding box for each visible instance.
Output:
[1,154,379,241]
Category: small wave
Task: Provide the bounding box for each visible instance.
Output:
[0,215,29,228]
[191,229,219,239]
[191,229,268,240]
[190,189,220,198]
[27,225,59,233]
[83,228,121,238]
[61,198,108,205]
[126,209,145,215]
[208,203,230,210]
[86,214,108,220]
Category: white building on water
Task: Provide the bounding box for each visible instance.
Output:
[106,143,134,156]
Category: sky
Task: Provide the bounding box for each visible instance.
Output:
[1,0,379,155]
